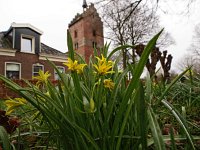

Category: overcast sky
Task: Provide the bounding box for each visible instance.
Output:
[0,0,200,72]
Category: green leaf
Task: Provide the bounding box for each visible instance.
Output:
[112,29,164,149]
[137,82,147,150]
[107,45,133,60]
[170,126,177,150]
[161,99,196,150]
[0,126,11,150]
[148,108,166,150]
[159,68,190,101]
[67,30,74,60]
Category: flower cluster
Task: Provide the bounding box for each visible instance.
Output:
[33,70,51,87]
[103,79,115,90]
[93,55,114,75]
[63,57,87,74]
[5,98,27,115]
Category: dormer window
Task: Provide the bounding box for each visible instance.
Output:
[21,35,35,53]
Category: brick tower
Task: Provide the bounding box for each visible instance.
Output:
[68,1,104,62]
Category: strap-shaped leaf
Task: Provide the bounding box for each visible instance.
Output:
[0,126,11,150]
[162,99,196,150]
[148,108,166,150]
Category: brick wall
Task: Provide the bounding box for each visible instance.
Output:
[0,52,67,80]
[68,4,104,63]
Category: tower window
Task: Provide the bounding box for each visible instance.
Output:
[93,30,96,36]
[74,30,78,38]
[75,42,79,49]
[92,42,97,48]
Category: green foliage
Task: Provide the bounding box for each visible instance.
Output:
[0,126,11,150]
[0,30,198,149]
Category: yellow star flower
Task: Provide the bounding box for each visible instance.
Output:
[76,63,87,74]
[93,55,115,75]
[63,58,86,74]
[5,98,27,115]
[104,79,115,90]
[33,70,51,83]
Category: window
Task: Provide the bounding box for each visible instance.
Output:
[21,35,35,53]
[32,64,44,77]
[54,66,65,80]
[93,30,96,36]
[5,63,21,79]
[92,41,97,48]
[75,42,79,50]
[74,30,78,38]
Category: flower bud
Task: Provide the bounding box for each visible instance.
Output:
[90,98,95,113]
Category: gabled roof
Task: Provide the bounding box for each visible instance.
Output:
[0,32,12,49]
[0,31,66,57]
[40,43,66,57]
[8,23,43,35]
[68,3,101,27]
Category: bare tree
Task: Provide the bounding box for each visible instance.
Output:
[181,23,200,74]
[188,23,200,56]
[177,54,200,74]
[94,0,197,12]
[100,0,174,70]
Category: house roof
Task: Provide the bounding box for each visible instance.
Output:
[0,31,66,57]
[11,23,43,35]
[40,43,66,57]
[0,32,13,49]
[68,13,83,27]
[68,3,102,28]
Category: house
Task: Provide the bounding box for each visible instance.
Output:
[68,2,104,63]
[0,23,67,80]
[0,1,104,99]
[0,1,104,80]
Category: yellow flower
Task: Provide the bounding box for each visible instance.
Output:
[93,55,115,75]
[104,79,115,90]
[76,64,87,74]
[33,70,51,86]
[63,58,86,74]
[5,98,27,115]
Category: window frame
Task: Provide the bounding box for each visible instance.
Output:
[92,41,97,48]
[5,62,21,79]
[54,66,65,80]
[93,30,96,36]
[21,34,35,53]
[32,64,44,78]
[75,42,79,50]
[74,30,78,38]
